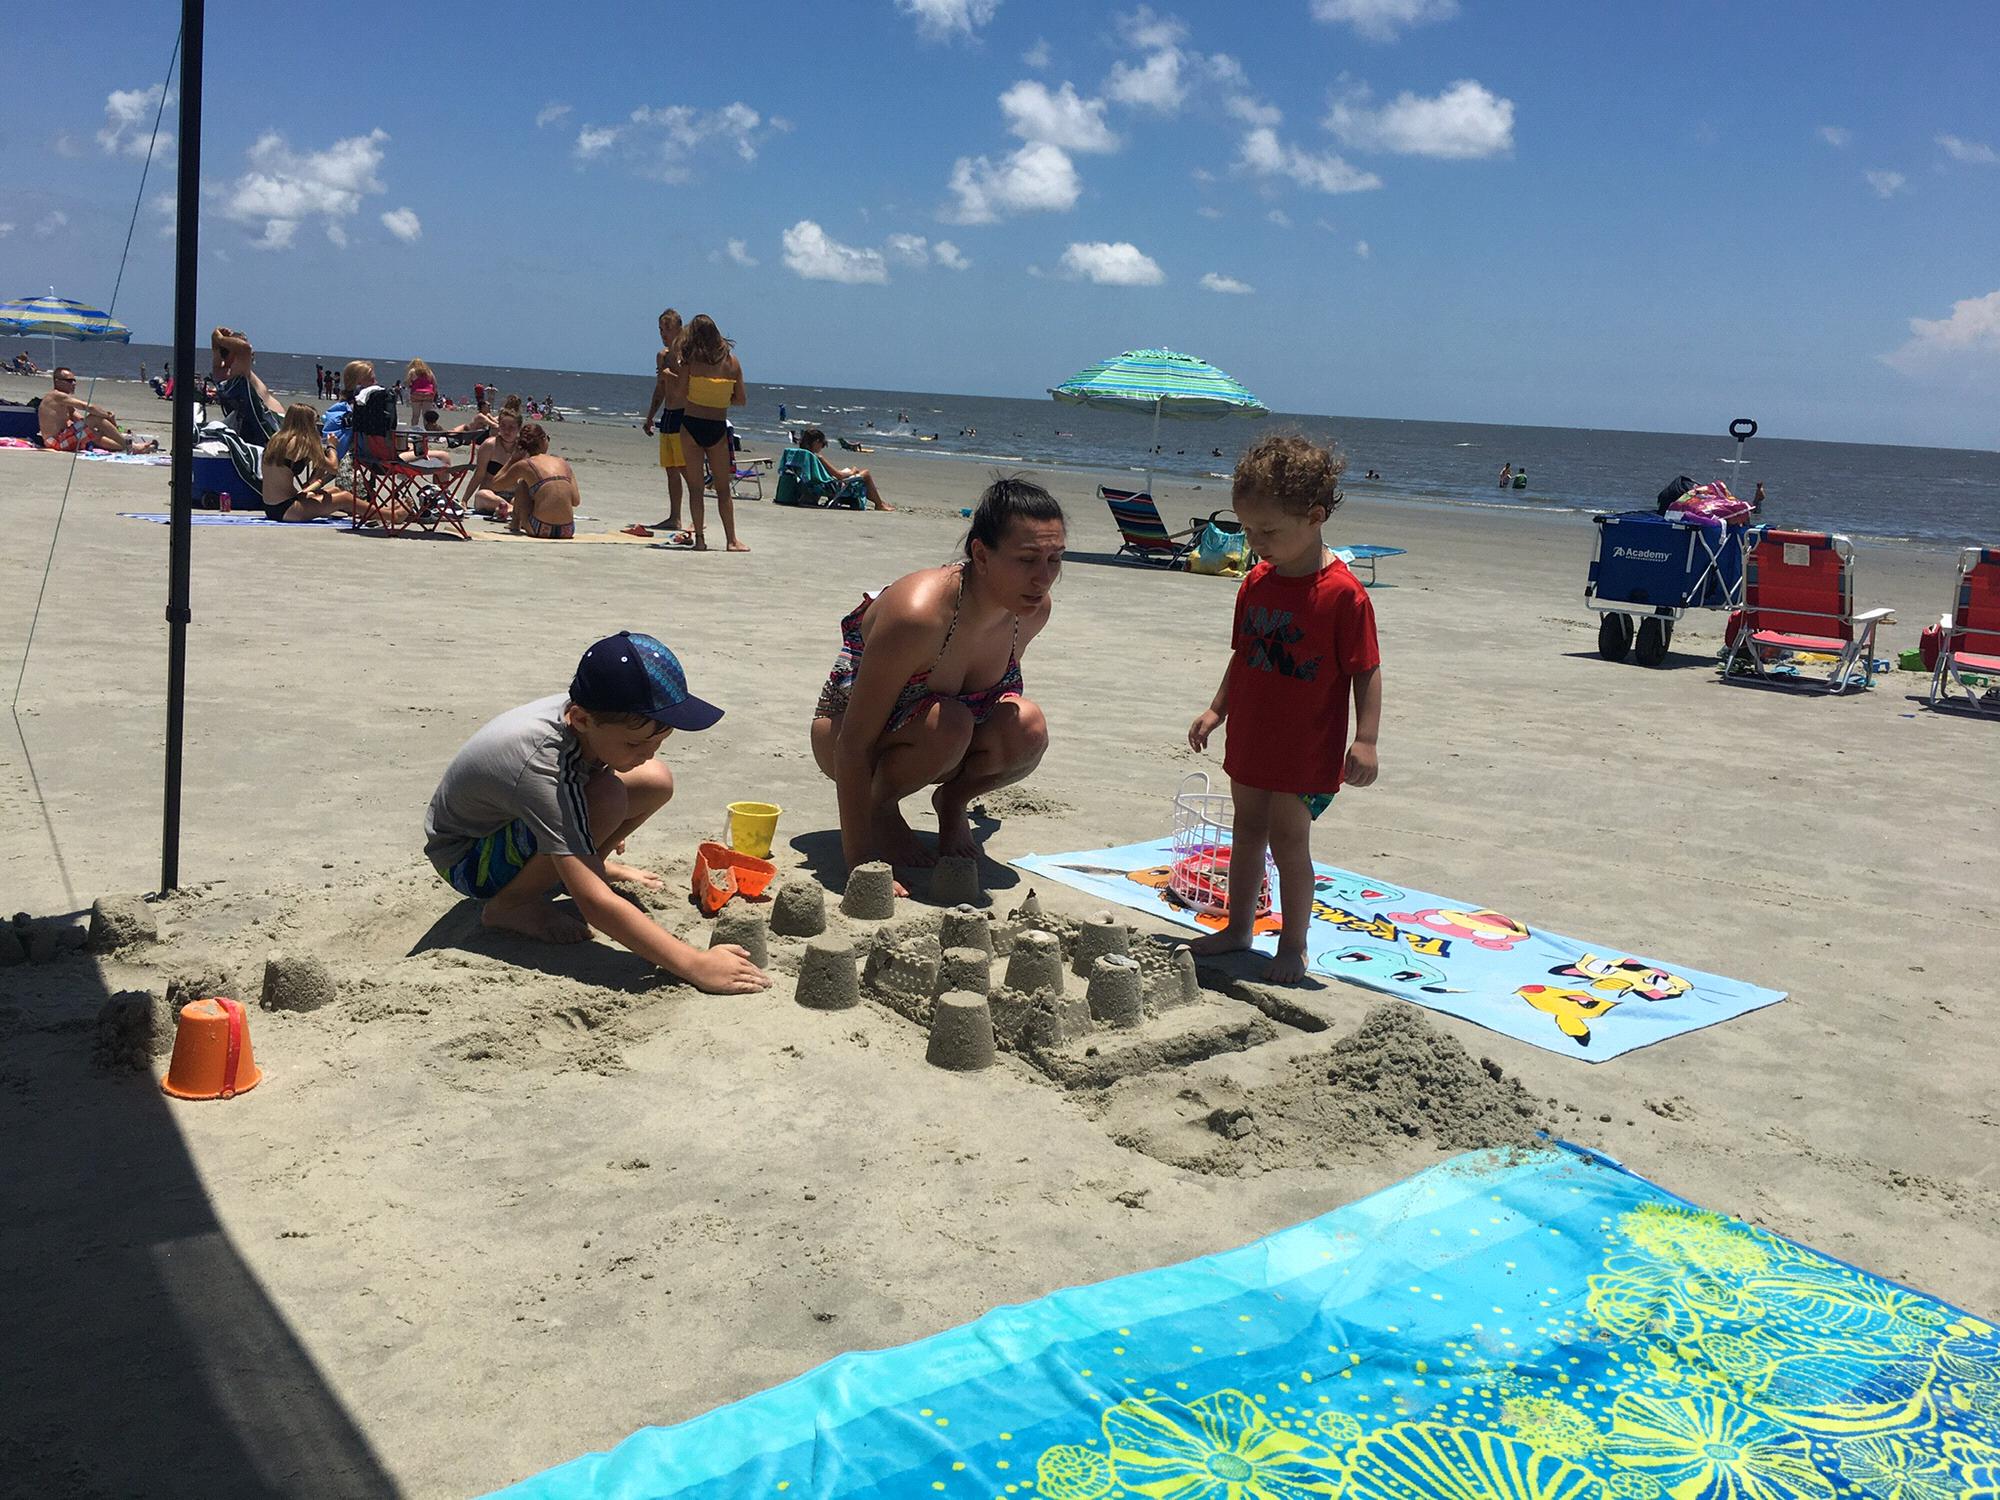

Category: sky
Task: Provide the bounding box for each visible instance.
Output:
[1,0,1995,449]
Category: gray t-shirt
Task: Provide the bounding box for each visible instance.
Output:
[424,695,595,873]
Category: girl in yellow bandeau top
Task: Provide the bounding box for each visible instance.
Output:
[672,313,750,552]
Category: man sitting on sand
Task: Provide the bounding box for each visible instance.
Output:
[424,632,770,995]
[37,368,158,453]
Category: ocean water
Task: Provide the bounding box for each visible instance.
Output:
[49,341,1999,546]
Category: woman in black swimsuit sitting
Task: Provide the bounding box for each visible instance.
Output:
[467,407,524,519]
[260,404,393,524]
[810,477,1065,885]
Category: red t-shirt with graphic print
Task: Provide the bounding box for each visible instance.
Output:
[1221,555,1381,795]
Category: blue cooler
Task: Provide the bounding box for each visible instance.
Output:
[193,452,255,509]
[0,405,40,441]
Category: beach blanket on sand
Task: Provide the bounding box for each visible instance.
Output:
[497,1143,2000,1498]
[119,512,343,527]
[0,438,168,464]
[1014,839,1784,1060]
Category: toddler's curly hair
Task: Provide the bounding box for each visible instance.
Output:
[1232,432,1346,517]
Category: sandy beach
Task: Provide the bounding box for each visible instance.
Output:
[2,373,1995,1496]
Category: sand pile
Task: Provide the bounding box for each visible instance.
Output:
[1213,1004,1546,1169]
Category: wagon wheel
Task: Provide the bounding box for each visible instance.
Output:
[1597,613,1634,662]
[1635,616,1673,667]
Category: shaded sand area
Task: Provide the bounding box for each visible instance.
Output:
[2,378,1996,1495]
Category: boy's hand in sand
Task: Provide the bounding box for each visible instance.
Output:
[603,859,663,890]
[685,945,771,994]
[1343,740,1379,788]
[1188,708,1223,752]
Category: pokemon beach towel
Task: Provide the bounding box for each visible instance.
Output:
[496,1144,1999,1498]
[1013,839,1785,1060]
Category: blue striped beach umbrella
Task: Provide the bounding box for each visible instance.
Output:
[1050,347,1267,495]
[0,293,133,370]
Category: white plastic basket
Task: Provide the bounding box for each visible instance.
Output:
[1168,771,1276,918]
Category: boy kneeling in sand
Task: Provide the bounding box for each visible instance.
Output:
[424,631,770,995]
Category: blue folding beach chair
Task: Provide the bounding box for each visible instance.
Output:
[773,447,866,509]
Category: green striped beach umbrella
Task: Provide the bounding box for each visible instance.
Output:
[1050,347,1267,496]
[0,293,133,371]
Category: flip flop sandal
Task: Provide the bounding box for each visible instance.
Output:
[649,531,699,551]
[620,524,655,538]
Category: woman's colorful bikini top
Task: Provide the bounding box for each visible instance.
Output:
[686,374,735,408]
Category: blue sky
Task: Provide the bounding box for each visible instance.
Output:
[2,0,1995,448]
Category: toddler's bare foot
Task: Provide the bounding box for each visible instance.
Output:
[1265,949,1308,984]
[482,900,589,944]
[1189,926,1254,957]
[603,860,662,890]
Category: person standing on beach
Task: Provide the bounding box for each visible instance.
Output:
[1188,434,1382,984]
[642,309,689,532]
[811,477,1062,883]
[672,314,750,552]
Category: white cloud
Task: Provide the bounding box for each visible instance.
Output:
[1000,80,1119,153]
[573,103,772,182]
[1238,126,1383,193]
[725,238,759,267]
[933,240,970,270]
[98,85,174,160]
[1023,38,1051,69]
[1310,0,1458,41]
[1818,125,1850,148]
[1107,46,1187,112]
[1266,207,1292,228]
[1226,94,1282,128]
[218,128,389,251]
[1354,239,1371,259]
[895,0,999,41]
[944,140,1081,223]
[536,102,573,128]
[150,189,176,239]
[1196,205,1224,219]
[1200,272,1253,294]
[1117,6,1186,50]
[1885,289,2000,371]
[1057,240,1165,286]
[325,223,347,248]
[380,206,422,242]
[886,232,931,265]
[50,132,83,159]
[1326,80,1513,158]
[781,220,889,284]
[1864,169,1906,198]
[34,210,69,238]
[0,222,12,238]
[1938,133,1999,165]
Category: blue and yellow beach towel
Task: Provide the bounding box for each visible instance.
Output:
[496,1145,1998,1497]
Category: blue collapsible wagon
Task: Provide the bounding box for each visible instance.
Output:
[1586,511,1751,666]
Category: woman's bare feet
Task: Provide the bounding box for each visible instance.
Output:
[726,540,751,553]
[931,790,982,861]
[1188,925,1255,957]
[481,899,589,943]
[1265,948,1308,984]
[603,861,663,890]
[871,804,936,868]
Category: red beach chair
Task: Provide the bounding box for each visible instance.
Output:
[1929,545,2000,714]
[353,429,472,539]
[1721,529,1895,693]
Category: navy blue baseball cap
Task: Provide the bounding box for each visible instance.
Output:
[569,632,723,731]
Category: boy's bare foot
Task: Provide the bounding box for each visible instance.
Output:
[1265,949,1308,984]
[603,860,662,890]
[482,900,589,943]
[1188,926,1255,957]
[931,790,982,860]
[872,804,936,868]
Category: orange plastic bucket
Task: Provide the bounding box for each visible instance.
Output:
[161,997,263,1100]
[693,840,778,915]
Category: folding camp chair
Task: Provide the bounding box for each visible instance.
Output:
[1929,545,2000,714]
[352,429,473,539]
[1098,485,1233,568]
[1720,528,1894,693]
[772,446,866,509]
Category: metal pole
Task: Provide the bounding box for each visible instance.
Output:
[161,0,202,894]
[1147,396,1161,498]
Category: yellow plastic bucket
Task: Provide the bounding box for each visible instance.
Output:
[723,801,781,859]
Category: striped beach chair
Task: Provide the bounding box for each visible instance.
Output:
[1721,529,1894,693]
[1929,545,2000,714]
[1099,485,1233,568]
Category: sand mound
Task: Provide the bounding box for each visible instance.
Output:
[1215,1004,1547,1169]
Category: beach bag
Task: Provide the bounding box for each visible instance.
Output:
[1656,475,1695,514]
[1188,520,1252,576]
[1920,622,1944,671]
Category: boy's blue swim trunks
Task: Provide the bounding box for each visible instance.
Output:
[444,819,538,899]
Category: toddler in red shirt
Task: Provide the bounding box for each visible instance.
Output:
[1189,434,1383,982]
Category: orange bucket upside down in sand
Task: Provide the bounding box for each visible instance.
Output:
[161,997,263,1100]
[693,840,778,916]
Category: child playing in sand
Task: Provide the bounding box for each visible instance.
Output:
[423,632,770,995]
[1188,434,1382,983]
